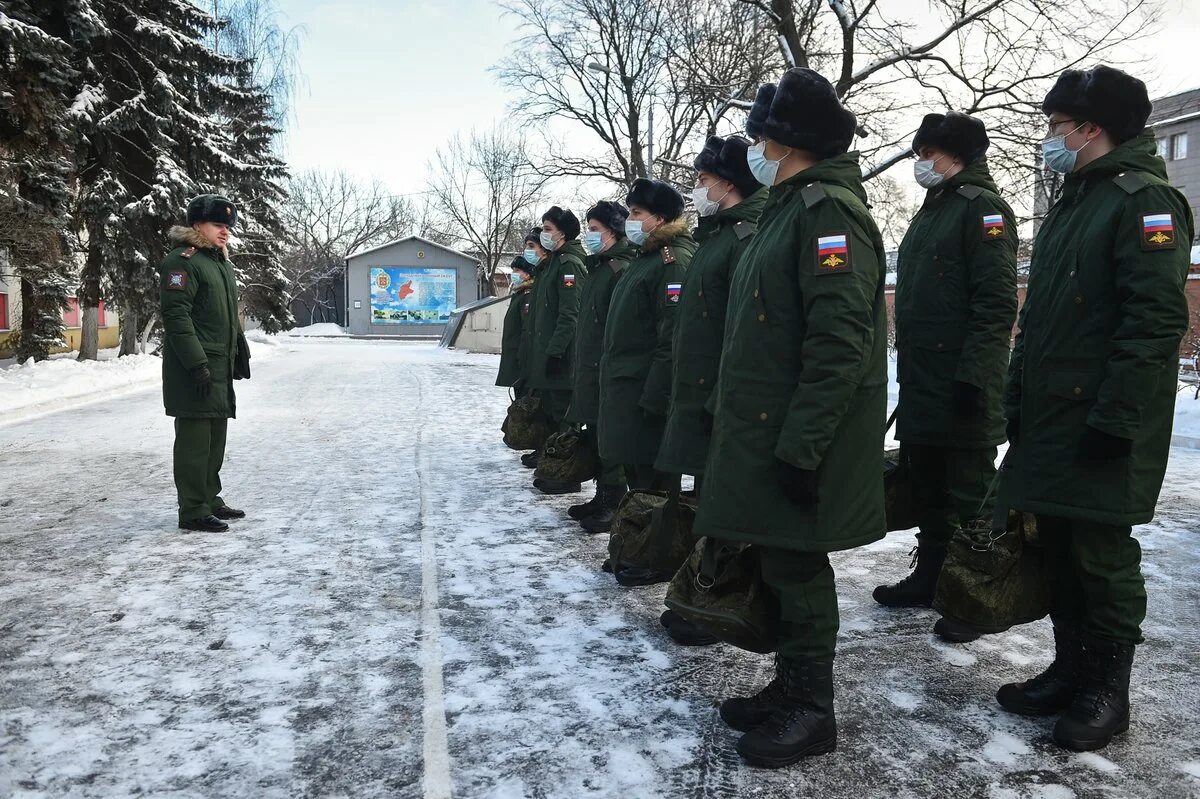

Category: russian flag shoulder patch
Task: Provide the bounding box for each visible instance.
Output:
[666,282,682,303]
[562,273,576,288]
[814,232,852,275]
[982,213,1005,241]
[1141,212,1176,251]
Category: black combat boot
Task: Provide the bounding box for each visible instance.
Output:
[720,656,788,732]
[872,546,947,607]
[536,478,582,495]
[661,610,718,646]
[1052,636,1135,751]
[580,484,626,534]
[180,515,230,533]
[213,506,245,520]
[996,621,1084,716]
[736,656,837,768]
[568,488,601,520]
[520,450,540,469]
[934,616,984,643]
[615,565,674,587]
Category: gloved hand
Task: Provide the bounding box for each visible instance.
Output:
[1006,415,1020,444]
[775,459,819,507]
[952,381,983,419]
[191,365,212,399]
[1079,426,1132,460]
[545,355,564,378]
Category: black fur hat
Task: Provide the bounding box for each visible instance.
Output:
[911,112,989,163]
[541,206,580,240]
[626,178,685,221]
[585,200,629,235]
[694,135,760,197]
[757,68,857,158]
[523,227,542,247]
[1042,65,1150,144]
[510,254,531,274]
[187,194,237,227]
[745,84,776,140]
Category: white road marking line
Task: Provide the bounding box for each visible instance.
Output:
[416,375,454,799]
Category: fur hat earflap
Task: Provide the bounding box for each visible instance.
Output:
[626,178,685,221]
[1042,65,1150,144]
[911,111,990,163]
[585,200,629,235]
[758,68,857,158]
[694,135,759,197]
[745,84,776,140]
[541,206,580,240]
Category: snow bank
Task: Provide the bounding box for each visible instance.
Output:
[0,336,282,421]
[282,323,348,337]
[1175,383,1200,441]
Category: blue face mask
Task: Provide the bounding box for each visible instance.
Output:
[1042,122,1088,174]
[747,140,789,187]
[625,219,647,246]
[583,230,605,254]
[523,248,539,266]
[539,231,558,251]
[511,273,526,288]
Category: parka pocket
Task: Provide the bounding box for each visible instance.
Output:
[726,388,791,429]
[201,342,230,382]
[1047,369,1102,401]
[910,321,964,354]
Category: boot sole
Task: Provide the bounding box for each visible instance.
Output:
[615,570,672,587]
[537,485,582,495]
[580,521,613,534]
[1052,717,1129,752]
[736,735,837,768]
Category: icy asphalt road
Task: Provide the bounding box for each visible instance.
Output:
[1,339,1198,799]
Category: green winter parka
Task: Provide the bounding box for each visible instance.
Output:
[598,219,698,465]
[567,237,635,425]
[656,187,768,475]
[496,279,535,388]
[1002,132,1193,526]
[527,239,586,391]
[159,226,242,419]
[895,158,1018,447]
[694,153,889,553]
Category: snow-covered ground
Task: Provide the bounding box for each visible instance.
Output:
[1,339,1198,799]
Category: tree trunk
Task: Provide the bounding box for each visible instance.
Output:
[119,300,139,356]
[77,241,103,360]
[139,315,155,353]
[78,305,99,360]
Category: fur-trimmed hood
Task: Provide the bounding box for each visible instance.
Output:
[169,225,225,254]
[643,217,691,251]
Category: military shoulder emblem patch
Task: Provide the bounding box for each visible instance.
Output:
[166,271,188,291]
[562,273,576,288]
[1141,212,1176,251]
[815,233,852,275]
[666,282,682,303]
[982,214,1005,240]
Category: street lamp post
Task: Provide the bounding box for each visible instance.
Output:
[587,60,656,179]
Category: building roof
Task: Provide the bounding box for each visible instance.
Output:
[345,235,476,262]
[1149,87,1200,127]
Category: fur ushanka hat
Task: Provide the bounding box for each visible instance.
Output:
[694,135,760,196]
[1042,65,1150,144]
[585,200,629,235]
[745,84,776,140]
[911,111,990,163]
[752,68,857,158]
[626,178,685,221]
[541,206,580,240]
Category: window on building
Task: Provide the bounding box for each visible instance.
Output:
[0,292,8,330]
[97,300,107,327]
[63,297,80,328]
[1157,137,1171,159]
[1172,132,1188,160]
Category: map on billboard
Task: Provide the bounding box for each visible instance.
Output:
[369,267,457,325]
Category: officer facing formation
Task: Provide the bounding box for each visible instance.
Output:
[873,111,1019,644]
[159,194,251,533]
[567,201,636,532]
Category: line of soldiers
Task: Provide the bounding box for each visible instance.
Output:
[495,65,1193,767]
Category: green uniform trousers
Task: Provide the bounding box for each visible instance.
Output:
[580,426,625,487]
[760,547,839,660]
[1037,515,1146,645]
[538,389,572,430]
[174,417,229,523]
[905,444,998,548]
[624,463,659,491]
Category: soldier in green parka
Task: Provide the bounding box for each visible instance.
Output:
[529,206,587,493]
[518,228,552,469]
[995,66,1192,754]
[597,179,697,497]
[495,255,534,394]
[567,201,635,531]
[656,134,767,645]
[696,70,888,768]
[160,194,252,533]
[873,112,1018,644]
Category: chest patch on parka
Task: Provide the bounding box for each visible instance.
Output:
[166,271,188,291]
[815,233,852,274]
[1141,212,1177,251]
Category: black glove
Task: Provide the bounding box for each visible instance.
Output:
[952,381,983,419]
[234,332,251,380]
[1006,415,1020,444]
[775,459,819,507]
[1079,426,1132,461]
[545,355,564,378]
[702,410,714,435]
[191,365,212,399]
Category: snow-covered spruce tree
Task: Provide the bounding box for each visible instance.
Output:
[0,3,81,361]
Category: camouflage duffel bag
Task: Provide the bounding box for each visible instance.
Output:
[607,489,697,584]
[534,429,599,484]
[502,395,549,451]
[665,537,779,654]
[884,446,919,532]
[933,511,1048,633]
